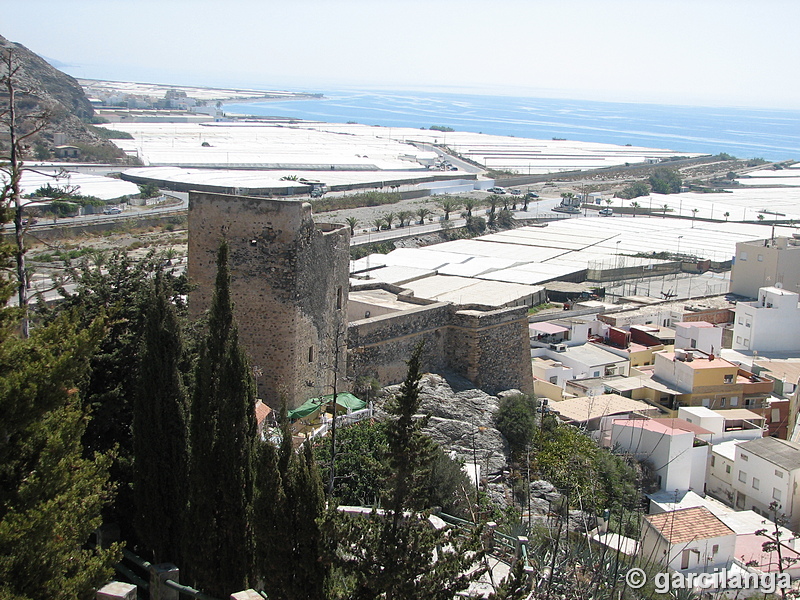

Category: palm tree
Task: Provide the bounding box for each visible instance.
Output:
[661,204,670,218]
[692,208,699,227]
[163,247,178,266]
[437,198,459,221]
[523,194,531,211]
[397,210,414,227]
[373,218,386,231]
[384,212,396,229]
[462,197,479,218]
[416,208,431,224]
[485,195,498,217]
[631,201,641,217]
[345,216,359,235]
[757,214,765,222]
[723,211,730,222]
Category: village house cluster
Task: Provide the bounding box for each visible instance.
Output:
[523,236,800,589]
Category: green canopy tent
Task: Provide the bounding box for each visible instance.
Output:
[287,392,366,421]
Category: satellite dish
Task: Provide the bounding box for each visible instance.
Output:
[775,282,784,289]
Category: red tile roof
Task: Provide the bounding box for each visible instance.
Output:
[645,507,734,544]
[254,400,272,426]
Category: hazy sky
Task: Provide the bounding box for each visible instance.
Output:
[3,0,799,109]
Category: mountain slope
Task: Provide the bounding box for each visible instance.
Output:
[0,34,126,162]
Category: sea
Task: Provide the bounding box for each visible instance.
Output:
[223,90,800,162]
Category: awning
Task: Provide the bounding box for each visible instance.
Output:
[529,322,569,336]
[287,392,366,420]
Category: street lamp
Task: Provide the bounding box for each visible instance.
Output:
[677,235,683,256]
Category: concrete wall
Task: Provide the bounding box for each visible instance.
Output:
[732,444,800,529]
[731,239,800,298]
[347,302,534,395]
[611,421,703,494]
[188,191,350,409]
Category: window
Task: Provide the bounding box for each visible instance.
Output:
[741,453,748,461]
[593,371,600,377]
[711,456,716,467]
[712,544,719,555]
[736,336,742,344]
[775,470,784,479]
[740,252,748,261]
[726,465,731,474]
[758,254,764,262]
[744,339,750,347]
[752,477,760,490]
[720,398,727,407]
[774,488,782,501]
[731,396,739,406]
[308,346,314,363]
[746,320,751,328]
[724,374,734,384]
[549,376,558,384]
[738,470,747,483]
[772,409,781,422]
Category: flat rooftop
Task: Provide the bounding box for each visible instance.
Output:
[550,394,656,423]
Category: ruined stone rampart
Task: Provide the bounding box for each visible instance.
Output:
[347,302,533,395]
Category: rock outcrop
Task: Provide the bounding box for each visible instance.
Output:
[380,372,513,476]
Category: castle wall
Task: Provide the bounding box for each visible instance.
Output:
[188,192,349,409]
[347,302,534,395]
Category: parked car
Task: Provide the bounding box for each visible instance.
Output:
[526,192,539,199]
[510,189,522,195]
[487,187,506,194]
[599,207,613,216]
[310,188,325,198]
[103,207,121,215]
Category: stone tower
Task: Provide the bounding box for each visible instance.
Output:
[188,191,350,409]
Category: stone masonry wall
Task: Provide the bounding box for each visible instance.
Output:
[447,306,534,394]
[346,303,451,385]
[188,192,349,409]
[347,302,534,395]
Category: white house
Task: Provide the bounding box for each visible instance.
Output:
[674,321,723,354]
[706,440,740,504]
[678,406,765,444]
[732,286,800,352]
[531,356,574,389]
[646,489,800,579]
[640,506,736,572]
[611,417,711,494]
[731,437,800,529]
[532,343,630,381]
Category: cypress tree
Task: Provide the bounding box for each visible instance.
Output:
[325,342,485,600]
[184,241,258,597]
[255,421,327,600]
[0,313,120,600]
[133,273,188,564]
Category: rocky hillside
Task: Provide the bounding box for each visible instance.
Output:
[0,34,126,162]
